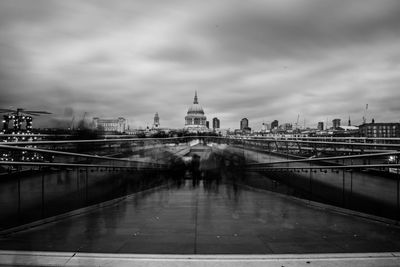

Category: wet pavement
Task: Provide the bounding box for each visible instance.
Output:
[223,146,400,220]
[0,179,400,254]
[0,169,166,230]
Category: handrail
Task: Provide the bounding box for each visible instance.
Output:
[246,151,400,166]
[223,136,400,141]
[247,163,400,171]
[0,134,72,137]
[0,136,196,146]
[229,138,400,148]
[0,144,164,166]
[0,161,166,170]
[3,135,400,147]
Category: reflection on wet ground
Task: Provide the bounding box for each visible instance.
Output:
[0,169,167,230]
[1,176,400,254]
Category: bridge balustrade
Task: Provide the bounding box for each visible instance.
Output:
[1,135,400,228]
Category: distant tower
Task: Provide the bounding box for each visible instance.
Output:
[332,118,341,129]
[240,118,249,130]
[212,117,220,130]
[348,116,351,126]
[271,120,279,130]
[153,112,160,128]
[317,122,324,131]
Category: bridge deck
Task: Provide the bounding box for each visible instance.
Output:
[0,180,399,255]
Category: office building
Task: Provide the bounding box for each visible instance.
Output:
[240,118,249,130]
[281,123,292,131]
[359,122,400,138]
[212,117,220,129]
[93,117,126,133]
[271,120,279,130]
[332,119,341,129]
[317,122,324,131]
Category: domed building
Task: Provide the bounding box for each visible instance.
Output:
[184,91,209,132]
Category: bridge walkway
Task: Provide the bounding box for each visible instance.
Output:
[1,180,399,255]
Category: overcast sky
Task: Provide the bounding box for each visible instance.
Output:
[1,0,400,130]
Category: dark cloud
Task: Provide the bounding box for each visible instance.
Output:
[0,0,400,130]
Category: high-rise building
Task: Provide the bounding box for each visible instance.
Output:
[271,120,279,130]
[317,122,324,131]
[212,117,220,129]
[206,121,210,128]
[2,114,33,133]
[332,118,341,129]
[153,112,160,128]
[240,118,249,130]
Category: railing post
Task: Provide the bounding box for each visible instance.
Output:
[342,159,345,207]
[397,157,399,221]
[309,164,312,198]
[286,142,289,160]
[85,167,89,204]
[17,174,21,219]
[76,167,80,198]
[350,159,353,209]
[242,137,245,164]
[41,171,45,218]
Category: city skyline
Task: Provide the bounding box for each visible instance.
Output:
[1,0,400,130]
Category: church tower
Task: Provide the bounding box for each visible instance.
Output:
[153,112,160,128]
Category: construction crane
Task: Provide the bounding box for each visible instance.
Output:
[0,108,52,133]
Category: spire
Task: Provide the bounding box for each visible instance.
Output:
[193,90,198,104]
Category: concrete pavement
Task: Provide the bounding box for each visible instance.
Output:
[0,180,399,255]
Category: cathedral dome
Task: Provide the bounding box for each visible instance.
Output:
[186,91,205,115]
[184,91,209,132]
[187,103,205,115]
